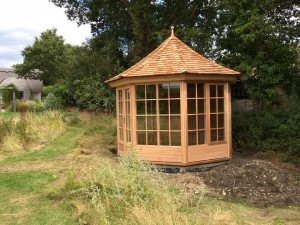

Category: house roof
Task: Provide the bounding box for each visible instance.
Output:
[0,68,43,92]
[106,27,239,83]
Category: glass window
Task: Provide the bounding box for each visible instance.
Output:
[158,84,169,99]
[170,100,180,114]
[209,84,225,142]
[188,83,206,146]
[137,116,146,130]
[159,100,169,114]
[170,83,180,98]
[187,83,196,98]
[136,85,145,99]
[146,85,156,99]
[137,131,146,144]
[170,116,181,130]
[159,116,169,130]
[136,83,181,146]
[171,132,181,146]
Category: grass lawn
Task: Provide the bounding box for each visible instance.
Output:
[0,112,17,119]
[0,112,299,225]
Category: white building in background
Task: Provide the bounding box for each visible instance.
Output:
[0,68,43,101]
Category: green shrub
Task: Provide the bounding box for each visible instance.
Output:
[232,100,300,163]
[43,83,74,107]
[43,93,62,110]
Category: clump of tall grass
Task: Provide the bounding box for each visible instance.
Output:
[62,150,238,225]
[0,111,65,152]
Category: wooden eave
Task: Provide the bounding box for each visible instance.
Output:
[108,73,238,88]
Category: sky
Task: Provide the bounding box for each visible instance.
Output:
[0,0,91,68]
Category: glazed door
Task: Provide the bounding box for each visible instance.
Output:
[117,88,131,152]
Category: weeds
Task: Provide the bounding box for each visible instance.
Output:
[61,150,240,225]
[0,111,65,152]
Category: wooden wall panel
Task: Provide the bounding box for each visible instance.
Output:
[136,146,183,163]
[188,144,228,162]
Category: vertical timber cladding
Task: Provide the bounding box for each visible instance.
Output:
[187,82,229,163]
[135,82,183,163]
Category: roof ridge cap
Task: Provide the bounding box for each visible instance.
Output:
[171,37,188,73]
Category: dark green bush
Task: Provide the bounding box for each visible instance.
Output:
[43,93,62,110]
[232,101,300,164]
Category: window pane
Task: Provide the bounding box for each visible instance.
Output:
[120,129,123,141]
[218,129,224,141]
[119,102,123,114]
[148,132,157,145]
[146,85,156,99]
[188,115,196,130]
[198,130,205,144]
[159,116,169,130]
[126,102,130,114]
[125,89,130,100]
[170,116,181,130]
[159,100,169,114]
[210,85,216,97]
[218,99,224,112]
[170,100,180,114]
[188,99,196,114]
[210,99,216,113]
[160,132,169,145]
[147,116,157,130]
[210,114,217,128]
[218,114,224,128]
[197,99,205,113]
[137,116,146,130]
[169,83,180,98]
[126,130,131,142]
[119,116,123,127]
[147,100,156,114]
[211,130,217,142]
[218,85,224,97]
[198,115,205,129]
[137,131,146,144]
[188,131,197,145]
[159,83,169,98]
[136,101,145,115]
[197,83,204,98]
[171,132,181,146]
[187,83,196,98]
[126,116,131,129]
[118,90,122,100]
[136,85,145,99]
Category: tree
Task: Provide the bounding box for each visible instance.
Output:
[217,0,300,103]
[50,0,220,65]
[14,29,68,85]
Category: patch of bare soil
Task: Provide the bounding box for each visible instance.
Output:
[163,157,300,208]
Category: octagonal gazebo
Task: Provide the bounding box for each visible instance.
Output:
[106,27,239,166]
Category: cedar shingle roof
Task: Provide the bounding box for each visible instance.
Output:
[106,30,239,83]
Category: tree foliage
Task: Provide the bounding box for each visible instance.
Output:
[217,0,299,102]
[14,29,68,85]
[50,0,299,104]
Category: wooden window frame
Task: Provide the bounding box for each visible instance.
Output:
[207,83,226,145]
[135,82,181,146]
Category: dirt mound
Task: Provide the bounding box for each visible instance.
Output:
[197,158,300,207]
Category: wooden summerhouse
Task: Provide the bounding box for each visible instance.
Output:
[105,27,239,166]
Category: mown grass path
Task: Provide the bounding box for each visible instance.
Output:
[0,126,85,225]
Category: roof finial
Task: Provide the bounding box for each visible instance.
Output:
[171,26,174,37]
